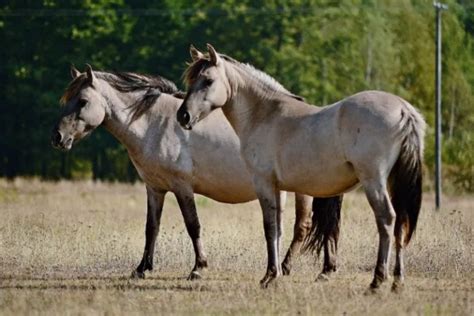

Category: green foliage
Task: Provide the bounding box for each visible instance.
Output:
[0,1,473,191]
[445,132,474,192]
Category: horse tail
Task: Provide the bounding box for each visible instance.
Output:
[302,195,343,256]
[389,101,426,245]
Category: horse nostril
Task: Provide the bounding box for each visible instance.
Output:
[51,130,62,145]
[182,112,190,124]
[178,110,191,126]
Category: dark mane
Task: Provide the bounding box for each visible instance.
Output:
[183,59,211,87]
[108,72,177,94]
[183,53,240,87]
[60,71,184,123]
[183,54,305,102]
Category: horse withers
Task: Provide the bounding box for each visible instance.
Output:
[177,44,425,291]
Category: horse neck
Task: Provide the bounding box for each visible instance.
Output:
[99,81,146,155]
[221,64,284,137]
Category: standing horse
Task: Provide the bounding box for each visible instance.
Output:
[51,65,342,280]
[177,45,425,291]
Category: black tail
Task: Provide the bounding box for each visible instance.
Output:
[302,195,343,256]
[389,102,425,246]
[389,138,423,246]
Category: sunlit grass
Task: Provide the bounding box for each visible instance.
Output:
[0,179,472,315]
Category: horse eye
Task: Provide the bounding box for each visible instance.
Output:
[78,99,87,107]
[203,79,213,87]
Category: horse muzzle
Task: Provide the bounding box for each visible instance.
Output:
[51,129,73,151]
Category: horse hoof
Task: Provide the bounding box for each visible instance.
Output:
[187,271,202,281]
[315,273,330,282]
[391,281,404,293]
[131,270,145,279]
[259,279,270,289]
[364,279,384,295]
[259,274,278,289]
[364,286,380,296]
[282,264,291,276]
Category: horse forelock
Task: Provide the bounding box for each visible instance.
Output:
[183,54,240,87]
[183,58,211,87]
[60,75,89,106]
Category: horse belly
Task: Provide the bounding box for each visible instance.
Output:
[192,159,257,203]
[276,125,359,197]
[193,176,257,203]
[279,159,359,197]
[191,137,257,203]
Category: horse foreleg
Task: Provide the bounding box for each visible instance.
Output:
[282,193,312,275]
[175,190,208,280]
[255,179,282,288]
[132,187,166,279]
[276,191,286,273]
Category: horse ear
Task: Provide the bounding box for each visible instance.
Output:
[207,43,221,66]
[190,44,204,61]
[70,65,81,79]
[85,64,96,85]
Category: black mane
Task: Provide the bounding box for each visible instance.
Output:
[104,72,184,123]
[61,70,184,123]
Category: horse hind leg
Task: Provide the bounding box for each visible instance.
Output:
[317,195,342,281]
[389,143,423,292]
[282,193,312,275]
[363,180,396,291]
[392,223,405,292]
[299,195,343,281]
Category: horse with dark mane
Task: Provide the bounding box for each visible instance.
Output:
[178,44,425,291]
[51,65,343,280]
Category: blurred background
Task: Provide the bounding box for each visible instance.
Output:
[0,0,472,193]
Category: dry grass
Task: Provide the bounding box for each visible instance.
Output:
[0,178,472,315]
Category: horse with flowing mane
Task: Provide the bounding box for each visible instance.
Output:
[177,44,426,291]
[51,65,343,280]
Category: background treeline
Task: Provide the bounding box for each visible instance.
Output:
[0,0,473,192]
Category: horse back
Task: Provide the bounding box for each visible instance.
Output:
[272,91,409,196]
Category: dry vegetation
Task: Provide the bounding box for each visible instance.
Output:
[0,179,472,315]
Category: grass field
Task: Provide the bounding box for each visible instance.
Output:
[0,179,472,315]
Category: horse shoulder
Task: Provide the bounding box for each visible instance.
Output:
[132,112,193,186]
